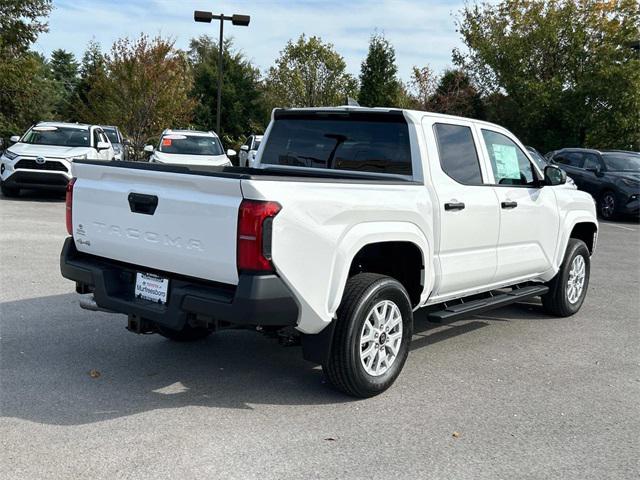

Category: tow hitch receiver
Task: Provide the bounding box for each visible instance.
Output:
[127,314,155,334]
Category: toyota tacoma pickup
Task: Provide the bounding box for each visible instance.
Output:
[60,107,598,397]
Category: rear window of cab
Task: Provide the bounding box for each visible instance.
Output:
[261,111,412,176]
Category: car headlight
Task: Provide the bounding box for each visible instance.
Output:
[66,154,87,162]
[3,150,18,160]
[621,178,640,188]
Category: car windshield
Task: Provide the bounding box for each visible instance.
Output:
[601,153,640,172]
[21,126,90,147]
[103,129,120,144]
[158,134,223,155]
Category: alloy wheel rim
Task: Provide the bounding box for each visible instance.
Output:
[601,194,615,217]
[359,300,403,377]
[566,254,586,304]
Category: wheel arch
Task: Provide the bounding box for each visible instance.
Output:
[570,221,598,254]
[553,213,598,273]
[326,222,433,317]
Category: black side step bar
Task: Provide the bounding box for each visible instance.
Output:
[427,285,549,323]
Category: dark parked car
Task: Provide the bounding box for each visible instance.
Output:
[526,146,577,189]
[101,126,128,161]
[548,148,640,219]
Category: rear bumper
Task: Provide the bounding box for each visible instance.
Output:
[60,237,299,330]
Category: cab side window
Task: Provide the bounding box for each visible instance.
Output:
[481,129,536,186]
[583,153,601,171]
[433,123,483,185]
[555,152,584,168]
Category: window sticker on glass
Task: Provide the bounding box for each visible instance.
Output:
[491,143,520,180]
[162,138,172,146]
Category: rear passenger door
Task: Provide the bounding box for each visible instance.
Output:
[478,128,560,283]
[423,118,500,299]
[553,151,585,187]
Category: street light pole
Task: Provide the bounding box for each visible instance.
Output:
[194,11,251,135]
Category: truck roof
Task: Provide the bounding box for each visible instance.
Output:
[274,106,507,132]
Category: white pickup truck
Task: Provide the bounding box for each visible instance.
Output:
[61,107,598,397]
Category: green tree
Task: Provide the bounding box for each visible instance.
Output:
[189,36,268,144]
[358,33,402,107]
[455,0,640,151]
[430,69,484,119]
[0,0,54,139]
[49,49,79,119]
[0,0,52,57]
[408,65,438,111]
[84,35,195,158]
[265,35,357,109]
[70,40,107,122]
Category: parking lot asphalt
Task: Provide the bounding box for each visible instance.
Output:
[1,192,639,480]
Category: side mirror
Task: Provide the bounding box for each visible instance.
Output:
[585,167,603,176]
[143,145,154,153]
[544,165,567,186]
[226,149,237,157]
[96,141,110,150]
[10,135,20,143]
[240,145,249,152]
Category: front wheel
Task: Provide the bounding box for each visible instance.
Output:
[598,191,616,219]
[323,273,413,398]
[542,239,590,317]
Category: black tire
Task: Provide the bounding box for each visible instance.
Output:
[1,182,19,197]
[598,190,616,220]
[542,239,590,317]
[323,273,413,398]
[157,324,212,342]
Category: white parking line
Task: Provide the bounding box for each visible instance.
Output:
[602,223,636,232]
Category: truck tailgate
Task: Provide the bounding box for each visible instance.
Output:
[71,162,242,285]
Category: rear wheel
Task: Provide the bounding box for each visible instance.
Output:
[598,191,616,219]
[542,239,590,317]
[323,273,413,398]
[157,324,212,342]
[1,182,19,197]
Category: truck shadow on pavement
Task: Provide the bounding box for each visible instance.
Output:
[0,293,551,426]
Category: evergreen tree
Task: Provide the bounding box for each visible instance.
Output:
[358,33,402,107]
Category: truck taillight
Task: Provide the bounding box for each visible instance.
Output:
[237,199,281,273]
[65,178,76,235]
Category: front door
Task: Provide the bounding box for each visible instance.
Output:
[478,128,560,283]
[423,118,500,299]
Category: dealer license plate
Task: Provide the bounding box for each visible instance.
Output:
[135,272,169,304]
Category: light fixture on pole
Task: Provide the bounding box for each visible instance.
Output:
[194,11,251,134]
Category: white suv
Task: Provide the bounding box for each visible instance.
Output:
[0,122,114,197]
[144,129,234,167]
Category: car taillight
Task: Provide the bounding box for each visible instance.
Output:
[237,199,281,273]
[65,178,76,235]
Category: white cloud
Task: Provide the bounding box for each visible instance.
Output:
[34,0,466,81]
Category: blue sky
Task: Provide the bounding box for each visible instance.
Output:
[34,0,467,81]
